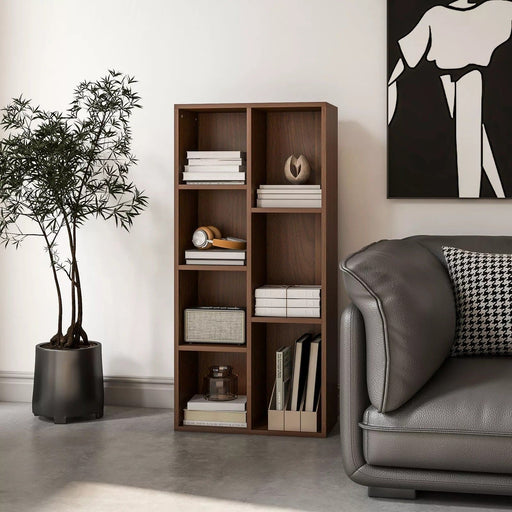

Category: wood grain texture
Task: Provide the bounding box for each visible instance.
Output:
[198,112,247,152]
[266,213,321,285]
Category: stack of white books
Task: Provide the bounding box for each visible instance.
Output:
[183,151,246,184]
[183,394,247,427]
[256,184,321,208]
[255,285,321,318]
[287,285,321,318]
[185,249,246,266]
[254,285,288,317]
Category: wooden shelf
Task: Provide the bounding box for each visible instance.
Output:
[178,343,247,353]
[174,102,338,438]
[251,316,322,324]
[251,208,322,214]
[178,184,247,190]
[178,265,246,272]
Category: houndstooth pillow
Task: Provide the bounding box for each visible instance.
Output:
[443,246,512,356]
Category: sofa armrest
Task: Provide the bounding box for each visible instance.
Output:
[341,239,455,413]
[340,304,369,477]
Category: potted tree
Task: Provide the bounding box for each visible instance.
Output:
[0,71,148,423]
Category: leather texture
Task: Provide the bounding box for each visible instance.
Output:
[341,239,456,412]
[340,301,512,495]
[361,358,512,474]
[340,305,369,476]
[412,235,512,267]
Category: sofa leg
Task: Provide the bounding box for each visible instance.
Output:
[368,487,417,500]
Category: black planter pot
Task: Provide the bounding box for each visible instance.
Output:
[32,342,104,424]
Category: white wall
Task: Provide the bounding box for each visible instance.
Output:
[1,0,512,380]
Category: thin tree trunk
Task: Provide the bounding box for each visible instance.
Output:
[62,215,77,347]
[38,221,63,346]
[73,221,88,345]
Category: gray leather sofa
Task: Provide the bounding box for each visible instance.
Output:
[340,236,512,499]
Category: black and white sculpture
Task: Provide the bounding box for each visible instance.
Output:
[388,0,512,198]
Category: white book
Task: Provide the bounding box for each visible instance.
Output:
[255,307,286,317]
[287,285,321,299]
[257,189,321,195]
[184,165,245,172]
[305,336,321,412]
[257,199,321,208]
[287,307,320,318]
[183,420,247,428]
[276,346,292,411]
[287,298,320,308]
[255,298,287,307]
[187,158,244,166]
[187,394,247,411]
[259,184,320,189]
[185,249,246,260]
[183,172,246,181]
[254,285,288,298]
[187,151,245,159]
[186,259,245,266]
[290,334,312,411]
[257,193,322,200]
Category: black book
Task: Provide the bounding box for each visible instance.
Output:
[290,333,312,411]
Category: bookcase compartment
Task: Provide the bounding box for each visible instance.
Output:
[178,189,246,265]
[250,322,321,431]
[250,108,322,196]
[177,271,246,347]
[177,351,247,427]
[251,213,322,292]
[176,109,247,185]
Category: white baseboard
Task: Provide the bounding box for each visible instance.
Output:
[0,371,174,409]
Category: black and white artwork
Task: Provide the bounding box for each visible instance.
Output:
[388,0,512,198]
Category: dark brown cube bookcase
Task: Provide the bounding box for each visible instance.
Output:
[174,102,338,437]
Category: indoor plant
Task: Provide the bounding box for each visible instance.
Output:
[0,70,148,423]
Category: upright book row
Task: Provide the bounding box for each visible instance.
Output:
[269,333,321,433]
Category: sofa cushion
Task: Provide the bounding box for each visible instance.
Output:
[341,239,455,413]
[443,246,512,356]
[360,358,512,474]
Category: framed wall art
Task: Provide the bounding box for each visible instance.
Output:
[388,0,512,198]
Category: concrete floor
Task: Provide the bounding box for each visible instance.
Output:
[1,403,512,512]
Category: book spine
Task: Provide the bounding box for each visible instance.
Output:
[186,151,245,159]
[187,159,243,166]
[287,289,321,299]
[184,165,245,172]
[184,251,246,260]
[183,172,246,181]
[286,298,321,308]
[259,185,321,189]
[186,260,245,266]
[257,199,321,208]
[183,420,247,428]
[287,308,320,318]
[276,351,283,410]
[254,298,287,307]
[254,307,286,317]
[254,290,288,298]
[257,193,322,200]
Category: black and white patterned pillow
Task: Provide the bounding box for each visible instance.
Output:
[443,246,512,357]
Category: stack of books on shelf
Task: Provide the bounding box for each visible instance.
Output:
[182,151,246,184]
[254,285,321,318]
[183,394,247,428]
[185,248,246,266]
[256,184,321,208]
